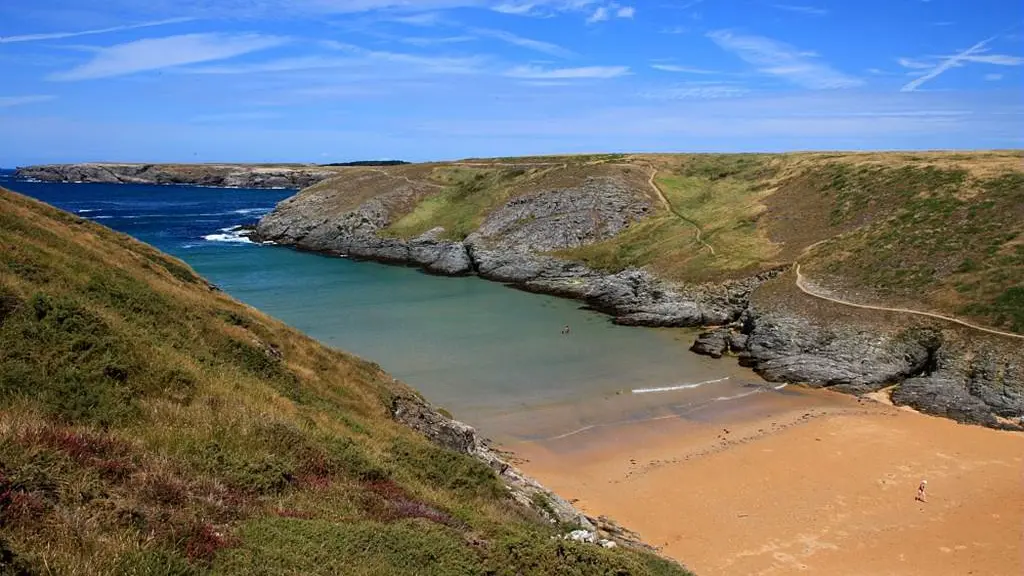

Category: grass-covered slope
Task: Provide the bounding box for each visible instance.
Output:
[303,151,1021,333]
[0,188,687,575]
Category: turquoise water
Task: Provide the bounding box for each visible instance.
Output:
[2,171,769,440]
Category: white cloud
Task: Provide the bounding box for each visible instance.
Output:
[0,18,193,44]
[770,4,827,16]
[0,95,56,108]
[984,73,1003,81]
[660,26,688,35]
[616,6,636,18]
[640,84,748,100]
[651,63,716,74]
[707,30,862,89]
[504,64,629,79]
[470,27,575,58]
[49,33,288,81]
[586,7,610,23]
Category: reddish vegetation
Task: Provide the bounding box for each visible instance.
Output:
[30,426,135,480]
[363,480,458,526]
[184,523,234,564]
[295,453,334,489]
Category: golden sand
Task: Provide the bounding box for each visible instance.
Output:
[510,388,1024,575]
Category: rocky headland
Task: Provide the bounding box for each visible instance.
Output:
[15,162,339,189]
[253,154,1024,431]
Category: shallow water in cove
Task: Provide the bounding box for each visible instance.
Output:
[2,170,776,441]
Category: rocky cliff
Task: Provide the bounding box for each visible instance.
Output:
[15,163,338,189]
[256,155,1024,431]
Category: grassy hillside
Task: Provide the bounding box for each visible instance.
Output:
[307,151,1022,334]
[0,188,687,575]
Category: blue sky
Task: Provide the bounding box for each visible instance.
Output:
[0,0,1021,164]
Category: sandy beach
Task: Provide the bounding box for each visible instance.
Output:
[510,387,1024,576]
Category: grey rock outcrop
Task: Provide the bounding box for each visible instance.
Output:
[15,163,336,189]
[737,298,1023,429]
[891,343,1023,428]
[690,329,731,358]
[739,305,935,392]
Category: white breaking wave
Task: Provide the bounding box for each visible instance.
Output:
[203,227,254,244]
[91,215,114,220]
[76,209,99,213]
[632,377,730,395]
[232,208,272,215]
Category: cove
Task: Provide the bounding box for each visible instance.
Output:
[2,174,770,441]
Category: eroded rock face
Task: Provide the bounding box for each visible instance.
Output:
[15,164,335,189]
[739,306,935,391]
[470,178,651,252]
[891,343,1023,428]
[737,301,1023,429]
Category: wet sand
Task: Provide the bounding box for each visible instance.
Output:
[510,388,1024,575]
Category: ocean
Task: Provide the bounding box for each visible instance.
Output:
[1,169,777,441]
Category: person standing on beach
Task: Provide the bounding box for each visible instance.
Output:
[561,324,571,335]
[916,480,928,502]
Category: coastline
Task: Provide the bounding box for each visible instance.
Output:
[508,387,1024,575]
[15,163,1023,431]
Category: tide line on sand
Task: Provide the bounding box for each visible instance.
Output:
[632,377,730,395]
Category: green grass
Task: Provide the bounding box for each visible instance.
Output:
[0,188,690,575]
[806,167,1024,333]
[384,167,536,241]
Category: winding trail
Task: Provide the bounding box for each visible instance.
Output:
[794,263,1024,340]
[643,166,717,256]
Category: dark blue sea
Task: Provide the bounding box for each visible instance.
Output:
[0,168,766,440]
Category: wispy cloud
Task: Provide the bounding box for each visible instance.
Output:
[897,57,933,69]
[493,1,601,18]
[470,27,575,58]
[399,35,477,46]
[188,43,485,76]
[0,95,56,108]
[984,73,1004,81]
[49,33,288,81]
[640,83,748,100]
[585,3,635,24]
[0,18,193,44]
[504,65,629,79]
[586,7,610,23]
[660,26,688,35]
[191,111,281,123]
[650,63,716,74]
[897,37,1016,91]
[769,4,828,16]
[707,30,862,89]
